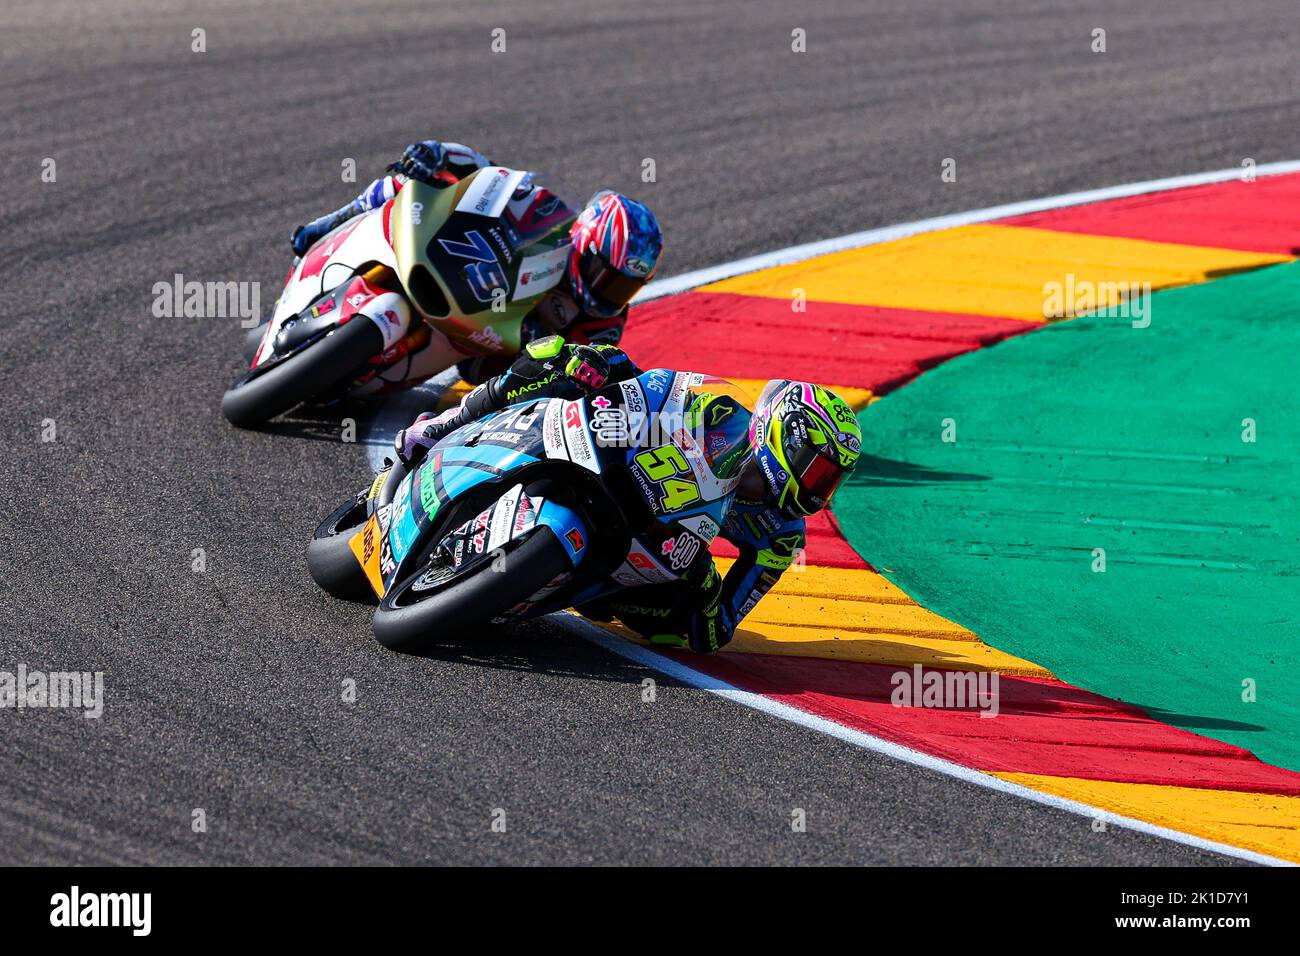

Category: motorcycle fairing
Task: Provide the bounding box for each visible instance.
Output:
[391,171,575,354]
[374,369,745,608]
[272,206,395,329]
[252,210,404,370]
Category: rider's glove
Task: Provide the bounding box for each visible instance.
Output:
[291,206,353,255]
[291,218,335,256]
[388,140,450,186]
[394,408,458,469]
[683,564,728,654]
[525,336,623,391]
[562,344,614,390]
[625,563,729,653]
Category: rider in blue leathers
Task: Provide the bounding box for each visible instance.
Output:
[392,339,860,653]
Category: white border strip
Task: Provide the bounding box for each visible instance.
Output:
[366,163,1300,865]
[570,617,1294,867]
[634,160,1300,302]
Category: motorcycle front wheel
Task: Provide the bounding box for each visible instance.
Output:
[372,526,572,654]
[221,317,384,428]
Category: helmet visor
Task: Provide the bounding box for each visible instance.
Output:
[783,428,846,511]
[578,250,645,312]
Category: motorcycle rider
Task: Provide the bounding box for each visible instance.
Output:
[289,139,664,387]
[392,338,863,653]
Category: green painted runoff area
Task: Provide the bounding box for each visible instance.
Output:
[836,261,1300,771]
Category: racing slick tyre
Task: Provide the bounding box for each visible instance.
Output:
[221,317,384,428]
[372,526,572,654]
[307,491,380,605]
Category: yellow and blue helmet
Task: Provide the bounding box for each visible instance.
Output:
[749,381,861,518]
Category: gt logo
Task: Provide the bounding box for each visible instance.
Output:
[565,403,582,429]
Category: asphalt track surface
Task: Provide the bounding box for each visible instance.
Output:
[3,0,1297,865]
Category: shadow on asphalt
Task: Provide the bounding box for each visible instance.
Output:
[393,617,691,687]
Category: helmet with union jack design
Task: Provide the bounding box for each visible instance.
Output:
[567,190,663,318]
[750,381,862,518]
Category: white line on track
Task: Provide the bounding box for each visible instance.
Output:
[635,159,1300,302]
[363,161,1300,866]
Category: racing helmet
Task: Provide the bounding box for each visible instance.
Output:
[567,191,663,318]
[749,381,862,518]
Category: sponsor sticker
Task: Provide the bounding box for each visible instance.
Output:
[660,532,702,571]
[513,245,570,301]
[542,401,568,461]
[562,401,600,473]
[619,380,646,416]
[514,494,538,534]
[677,514,721,542]
[624,255,653,278]
[455,167,528,220]
[417,467,441,519]
[643,369,672,395]
[468,326,504,349]
[667,371,688,407]
[610,563,649,589]
[624,541,678,584]
[488,485,523,552]
[361,291,408,350]
[737,589,763,619]
[348,515,386,597]
[591,407,630,447]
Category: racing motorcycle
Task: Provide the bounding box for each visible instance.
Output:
[306,369,753,653]
[222,167,575,427]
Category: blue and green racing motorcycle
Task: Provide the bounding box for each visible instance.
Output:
[307,370,754,653]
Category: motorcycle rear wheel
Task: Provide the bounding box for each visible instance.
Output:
[307,491,379,605]
[372,526,572,654]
